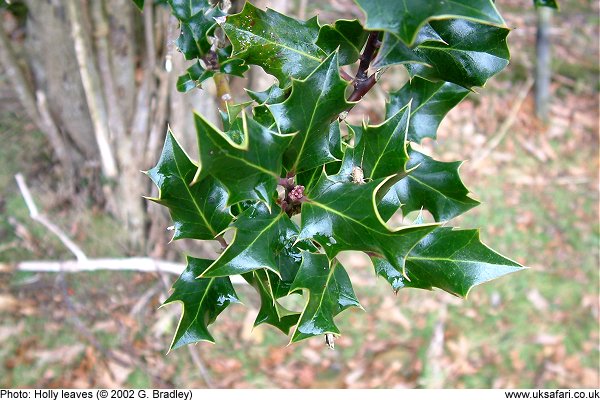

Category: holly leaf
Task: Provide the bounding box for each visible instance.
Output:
[145,131,231,241]
[534,0,559,8]
[327,120,344,162]
[163,257,240,350]
[374,23,448,70]
[405,19,510,89]
[247,85,288,127]
[177,57,249,93]
[222,2,325,85]
[200,203,299,278]
[132,0,144,10]
[290,252,361,343]
[373,228,524,297]
[176,61,215,93]
[292,122,344,187]
[167,0,223,60]
[270,52,351,173]
[354,0,505,46]
[219,101,253,131]
[316,19,369,65]
[252,105,276,128]
[270,236,319,299]
[193,112,292,206]
[245,270,300,334]
[299,172,438,275]
[336,105,410,182]
[373,32,429,69]
[387,77,469,143]
[219,57,249,78]
[247,85,287,105]
[379,148,479,222]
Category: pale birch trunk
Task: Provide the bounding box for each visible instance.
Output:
[0,1,222,252]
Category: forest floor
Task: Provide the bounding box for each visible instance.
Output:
[0,0,598,389]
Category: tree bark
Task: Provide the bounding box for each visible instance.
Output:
[1,0,244,253]
[91,0,127,143]
[106,0,137,127]
[23,0,97,160]
[535,7,552,121]
[0,25,75,181]
[66,0,118,178]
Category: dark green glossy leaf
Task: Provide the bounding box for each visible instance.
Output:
[405,19,510,89]
[145,131,231,241]
[269,52,350,173]
[293,122,344,187]
[534,0,558,8]
[373,32,429,68]
[176,46,248,93]
[373,228,524,297]
[222,2,325,85]
[379,148,479,222]
[147,0,525,349]
[220,58,248,77]
[373,24,447,69]
[132,0,144,11]
[337,105,410,182]
[193,112,292,206]
[290,252,361,343]
[387,77,470,143]
[229,200,257,218]
[247,85,288,128]
[168,0,223,60]
[247,85,287,105]
[299,172,438,274]
[163,257,240,350]
[252,105,276,128]
[219,101,253,131]
[271,236,319,299]
[295,167,322,193]
[201,203,298,278]
[328,121,344,161]
[244,270,300,334]
[176,61,215,93]
[346,123,363,144]
[316,19,369,65]
[354,0,505,46]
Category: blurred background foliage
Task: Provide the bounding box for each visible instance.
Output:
[0,0,598,389]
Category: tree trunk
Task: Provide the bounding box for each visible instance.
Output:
[23,0,98,161]
[0,1,232,253]
[106,0,138,127]
[0,26,75,183]
[535,6,552,121]
[1,1,153,251]
[66,0,119,178]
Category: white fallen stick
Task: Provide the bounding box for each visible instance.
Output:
[12,173,247,285]
[3,258,247,285]
[15,173,88,262]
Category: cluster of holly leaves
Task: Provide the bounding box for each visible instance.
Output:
[132,0,558,350]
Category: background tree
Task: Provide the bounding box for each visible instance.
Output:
[0,0,231,252]
[535,3,556,120]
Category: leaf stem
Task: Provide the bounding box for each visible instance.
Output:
[278,176,295,190]
[216,235,228,250]
[348,75,377,102]
[339,68,353,82]
[347,31,381,104]
[356,32,380,80]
